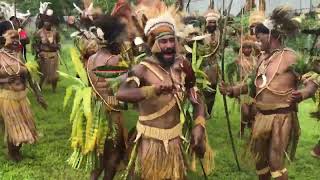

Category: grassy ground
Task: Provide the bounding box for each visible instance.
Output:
[0,45,320,179]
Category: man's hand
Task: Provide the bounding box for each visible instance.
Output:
[287,90,303,104]
[154,81,174,95]
[37,95,48,110]
[219,81,233,96]
[5,75,21,84]
[191,125,206,158]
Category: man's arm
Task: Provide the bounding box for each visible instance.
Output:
[287,51,319,103]
[54,31,61,51]
[0,77,11,83]
[219,80,248,97]
[116,64,174,103]
[116,65,152,103]
[289,77,319,103]
[27,72,47,109]
[188,88,206,119]
[189,88,207,158]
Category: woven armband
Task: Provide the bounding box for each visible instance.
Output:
[140,86,157,99]
[256,167,270,175]
[271,168,287,178]
[194,116,206,128]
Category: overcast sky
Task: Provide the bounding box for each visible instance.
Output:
[186,0,320,15]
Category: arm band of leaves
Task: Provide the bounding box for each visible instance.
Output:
[140,86,156,99]
[194,116,206,128]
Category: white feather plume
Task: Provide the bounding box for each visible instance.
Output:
[73,3,84,14]
[39,2,52,14]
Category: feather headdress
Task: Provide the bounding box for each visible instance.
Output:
[144,12,177,36]
[204,9,220,22]
[257,5,299,37]
[241,34,256,47]
[142,4,182,53]
[73,1,102,20]
[249,10,265,27]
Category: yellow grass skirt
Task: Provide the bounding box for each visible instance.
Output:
[137,137,186,180]
[0,89,38,146]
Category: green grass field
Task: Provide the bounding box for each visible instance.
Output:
[0,45,320,180]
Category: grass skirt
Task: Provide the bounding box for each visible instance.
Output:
[0,89,38,146]
[136,136,186,180]
[39,51,59,83]
[250,112,300,161]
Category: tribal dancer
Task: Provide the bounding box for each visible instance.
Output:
[220,6,318,180]
[203,9,221,115]
[0,30,47,161]
[117,11,207,180]
[236,35,257,136]
[33,16,60,92]
[86,15,128,180]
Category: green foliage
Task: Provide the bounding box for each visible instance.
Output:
[59,47,112,171]
[231,12,250,35]
[191,41,215,92]
[291,52,312,76]
[300,14,320,30]
[93,0,117,14]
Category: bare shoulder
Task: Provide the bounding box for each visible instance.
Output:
[283,48,298,65]
[90,50,119,66]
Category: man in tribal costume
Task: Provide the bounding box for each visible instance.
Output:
[203,9,221,116]
[116,12,208,180]
[33,17,60,92]
[220,6,318,180]
[0,30,47,161]
[86,15,128,180]
[235,35,258,136]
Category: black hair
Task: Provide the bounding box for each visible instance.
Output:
[254,23,269,34]
[93,15,126,46]
[9,16,17,21]
[255,23,281,40]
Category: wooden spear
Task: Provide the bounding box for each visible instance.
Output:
[219,0,241,171]
[14,0,16,17]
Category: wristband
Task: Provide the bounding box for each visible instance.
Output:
[194,116,206,128]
